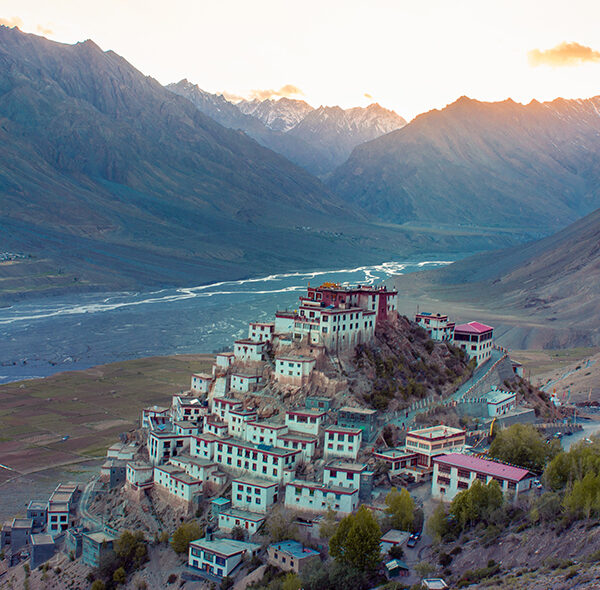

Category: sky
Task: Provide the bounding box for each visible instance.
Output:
[2,0,600,120]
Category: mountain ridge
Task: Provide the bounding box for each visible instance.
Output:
[0,26,510,304]
[329,94,600,233]
[393,206,600,347]
[167,79,406,175]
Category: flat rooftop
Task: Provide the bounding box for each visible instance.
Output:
[27,501,48,511]
[338,406,377,416]
[373,448,416,459]
[84,531,117,544]
[280,431,319,442]
[269,540,319,559]
[12,518,33,528]
[286,408,325,416]
[381,529,410,544]
[190,537,260,557]
[144,405,169,412]
[31,533,54,545]
[220,508,266,522]
[325,461,367,472]
[276,355,315,362]
[408,425,465,439]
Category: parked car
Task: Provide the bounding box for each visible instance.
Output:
[407,531,421,548]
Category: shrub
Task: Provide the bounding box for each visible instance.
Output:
[171,522,203,554]
[167,573,178,584]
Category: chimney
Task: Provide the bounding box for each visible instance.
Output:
[206,526,213,541]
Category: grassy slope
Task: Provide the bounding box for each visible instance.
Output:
[0,354,212,482]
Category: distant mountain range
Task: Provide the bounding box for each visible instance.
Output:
[0,26,495,302]
[394,206,600,347]
[4,25,600,319]
[167,80,406,175]
[329,96,600,234]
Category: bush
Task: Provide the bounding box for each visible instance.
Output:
[388,544,404,560]
[171,522,203,554]
[167,573,178,583]
[113,567,126,585]
[231,525,246,541]
[91,581,106,590]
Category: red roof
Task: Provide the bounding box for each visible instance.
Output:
[454,321,493,334]
[433,453,530,482]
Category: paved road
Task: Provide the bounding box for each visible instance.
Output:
[79,476,105,531]
[449,348,505,402]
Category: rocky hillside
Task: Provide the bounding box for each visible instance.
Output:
[347,315,473,411]
[329,95,600,234]
[394,207,600,348]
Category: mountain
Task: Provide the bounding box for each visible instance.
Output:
[167,80,326,174]
[237,96,313,132]
[288,103,406,174]
[0,27,499,303]
[329,96,600,234]
[0,26,368,298]
[393,207,600,347]
[167,80,406,175]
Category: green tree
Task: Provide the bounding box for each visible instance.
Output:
[545,437,600,491]
[414,561,435,579]
[319,507,338,540]
[266,506,298,542]
[115,530,147,569]
[426,502,450,543]
[171,521,203,554]
[282,572,302,590]
[113,567,126,585]
[91,581,106,590]
[384,487,415,530]
[488,423,560,471]
[563,471,600,518]
[450,480,503,530]
[330,505,382,573]
[388,544,404,559]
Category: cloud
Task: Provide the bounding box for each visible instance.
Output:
[221,91,245,102]
[0,16,24,28]
[364,93,373,99]
[528,42,600,67]
[247,84,304,101]
[36,24,54,36]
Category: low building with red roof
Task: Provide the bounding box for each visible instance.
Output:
[432,453,534,501]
